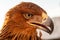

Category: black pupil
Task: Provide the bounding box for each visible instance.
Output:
[28,14,33,17]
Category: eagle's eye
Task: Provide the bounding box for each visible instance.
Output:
[23,13,33,19]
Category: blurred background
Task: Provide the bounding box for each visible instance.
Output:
[0,0,60,39]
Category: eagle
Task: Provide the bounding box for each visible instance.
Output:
[0,2,54,40]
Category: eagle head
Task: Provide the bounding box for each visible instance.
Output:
[0,2,54,40]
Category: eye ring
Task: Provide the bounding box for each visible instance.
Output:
[23,13,33,19]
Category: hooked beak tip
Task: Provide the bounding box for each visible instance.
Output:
[42,17,54,34]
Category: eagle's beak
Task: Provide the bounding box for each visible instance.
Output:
[32,17,54,34]
[40,13,54,34]
[27,13,54,34]
[42,16,54,34]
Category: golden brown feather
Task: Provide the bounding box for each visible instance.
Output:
[0,2,54,40]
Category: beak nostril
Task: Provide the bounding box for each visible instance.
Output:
[43,18,46,20]
[44,18,46,20]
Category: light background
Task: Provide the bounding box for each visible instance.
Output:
[0,0,60,39]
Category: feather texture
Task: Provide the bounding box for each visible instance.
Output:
[0,2,50,40]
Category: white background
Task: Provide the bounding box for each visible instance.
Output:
[0,0,60,39]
